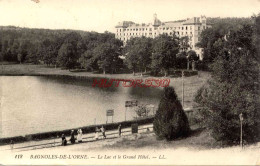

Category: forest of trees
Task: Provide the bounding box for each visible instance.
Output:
[194,14,259,144]
[0,27,193,75]
[0,16,255,75]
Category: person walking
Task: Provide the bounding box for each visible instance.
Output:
[101,126,106,139]
[10,140,14,150]
[118,124,122,137]
[61,134,67,146]
[77,129,83,143]
[70,130,75,144]
[95,127,99,140]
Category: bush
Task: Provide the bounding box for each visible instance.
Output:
[153,87,190,140]
[194,22,260,145]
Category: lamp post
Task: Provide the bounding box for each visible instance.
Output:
[239,113,243,149]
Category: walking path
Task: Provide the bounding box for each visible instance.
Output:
[0,124,153,152]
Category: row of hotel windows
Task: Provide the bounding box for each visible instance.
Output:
[119,35,194,42]
[117,25,206,32]
[117,31,196,36]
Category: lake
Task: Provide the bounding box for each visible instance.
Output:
[0,76,163,138]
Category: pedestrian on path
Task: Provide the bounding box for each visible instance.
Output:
[100,126,106,139]
[61,134,67,146]
[77,129,83,143]
[10,140,14,150]
[70,130,76,144]
[95,127,99,140]
[118,124,122,137]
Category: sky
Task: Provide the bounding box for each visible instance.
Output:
[0,0,259,33]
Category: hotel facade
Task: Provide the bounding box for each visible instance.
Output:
[115,14,212,60]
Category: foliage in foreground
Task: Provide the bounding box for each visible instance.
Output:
[194,15,260,145]
[153,87,190,140]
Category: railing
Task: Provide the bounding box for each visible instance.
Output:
[1,124,154,152]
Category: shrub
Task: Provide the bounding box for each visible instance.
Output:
[194,22,260,145]
[153,87,190,140]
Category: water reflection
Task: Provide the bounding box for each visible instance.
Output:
[0,76,163,138]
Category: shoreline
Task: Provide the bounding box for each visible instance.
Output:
[0,64,210,144]
[0,116,154,146]
[0,63,202,79]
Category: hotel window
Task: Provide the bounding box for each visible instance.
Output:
[143,28,144,31]
[170,32,172,35]
[198,27,200,30]
[136,33,137,35]
[166,27,169,30]
[186,26,188,30]
[130,33,131,35]
[154,27,157,30]
[163,28,165,30]
[155,33,156,35]
[136,28,138,31]
[182,27,184,30]
[149,28,152,31]
[190,26,192,30]
[120,29,121,32]
[146,28,147,30]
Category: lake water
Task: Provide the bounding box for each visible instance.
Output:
[0,76,163,138]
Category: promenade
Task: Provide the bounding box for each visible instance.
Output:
[0,124,153,152]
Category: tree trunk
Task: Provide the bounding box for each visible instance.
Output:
[133,70,135,76]
[187,61,190,70]
[144,67,147,74]
[164,70,167,77]
[103,68,106,75]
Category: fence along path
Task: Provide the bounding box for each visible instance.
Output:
[0,124,153,152]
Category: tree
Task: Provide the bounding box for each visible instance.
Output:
[57,32,82,70]
[153,87,190,140]
[124,38,140,75]
[124,37,152,76]
[79,50,97,71]
[187,50,199,70]
[195,19,260,144]
[151,34,179,76]
[57,42,78,70]
[196,17,253,65]
[135,105,150,118]
[179,36,190,53]
[92,38,122,74]
[137,37,152,75]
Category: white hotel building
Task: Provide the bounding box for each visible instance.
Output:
[115,14,212,60]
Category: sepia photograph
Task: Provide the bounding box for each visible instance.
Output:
[0,0,259,165]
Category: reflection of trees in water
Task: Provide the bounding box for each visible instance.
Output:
[36,75,119,92]
[128,86,163,99]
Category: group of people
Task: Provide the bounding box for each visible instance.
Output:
[61,124,122,146]
[61,128,83,146]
